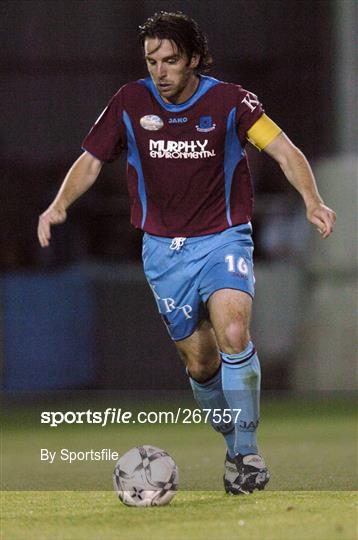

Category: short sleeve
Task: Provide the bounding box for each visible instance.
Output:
[235,86,265,145]
[82,88,127,163]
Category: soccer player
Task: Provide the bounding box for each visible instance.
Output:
[37,12,336,494]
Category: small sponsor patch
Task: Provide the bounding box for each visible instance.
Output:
[140,115,164,131]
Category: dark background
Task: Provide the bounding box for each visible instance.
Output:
[2,0,354,393]
[2,0,336,269]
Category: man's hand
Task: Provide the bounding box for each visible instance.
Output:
[37,206,67,247]
[306,202,336,239]
[37,152,103,248]
[264,134,336,240]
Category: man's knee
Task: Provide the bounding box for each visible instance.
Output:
[219,316,250,354]
[208,289,252,354]
[177,347,220,383]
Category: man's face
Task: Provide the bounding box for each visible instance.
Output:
[144,38,199,104]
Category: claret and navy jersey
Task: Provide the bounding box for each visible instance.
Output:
[82,75,281,237]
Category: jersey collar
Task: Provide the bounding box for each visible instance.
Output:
[139,75,220,112]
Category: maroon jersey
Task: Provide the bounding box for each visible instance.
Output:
[82,76,264,237]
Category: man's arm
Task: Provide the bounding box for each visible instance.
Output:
[263,132,336,239]
[37,151,103,247]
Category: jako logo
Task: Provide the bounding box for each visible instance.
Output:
[169,117,188,124]
[239,419,259,431]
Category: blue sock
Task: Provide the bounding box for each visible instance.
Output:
[221,341,261,456]
[188,365,236,458]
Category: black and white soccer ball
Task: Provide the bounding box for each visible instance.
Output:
[113,445,179,507]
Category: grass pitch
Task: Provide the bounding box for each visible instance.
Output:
[3,490,356,540]
[2,396,357,539]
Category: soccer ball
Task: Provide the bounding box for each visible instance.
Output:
[113,445,179,507]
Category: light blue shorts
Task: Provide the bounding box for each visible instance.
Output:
[142,223,255,341]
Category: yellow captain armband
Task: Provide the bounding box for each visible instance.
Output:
[246,114,282,151]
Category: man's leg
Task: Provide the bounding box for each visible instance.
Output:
[175,319,236,459]
[208,288,269,493]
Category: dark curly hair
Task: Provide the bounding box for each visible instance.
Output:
[138,11,212,73]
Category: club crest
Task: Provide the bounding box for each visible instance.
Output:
[196,115,216,133]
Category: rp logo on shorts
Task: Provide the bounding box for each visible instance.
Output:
[148,282,193,319]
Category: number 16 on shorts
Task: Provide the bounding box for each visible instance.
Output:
[225,254,249,275]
